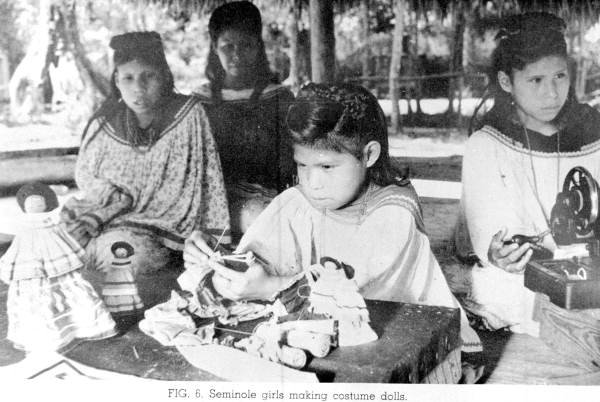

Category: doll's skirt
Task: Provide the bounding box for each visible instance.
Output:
[0,222,85,282]
[6,271,116,352]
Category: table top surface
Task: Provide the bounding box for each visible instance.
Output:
[62,300,460,382]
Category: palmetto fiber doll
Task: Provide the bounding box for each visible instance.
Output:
[0,182,116,352]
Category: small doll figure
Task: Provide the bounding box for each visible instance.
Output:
[101,241,143,315]
[306,257,377,347]
[0,182,116,352]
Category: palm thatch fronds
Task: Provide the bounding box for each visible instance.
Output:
[126,0,600,26]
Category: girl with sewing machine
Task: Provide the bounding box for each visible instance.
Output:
[184,83,482,354]
[60,32,230,317]
[456,12,600,335]
[195,1,295,239]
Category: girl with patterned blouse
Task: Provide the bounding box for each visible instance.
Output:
[61,32,230,317]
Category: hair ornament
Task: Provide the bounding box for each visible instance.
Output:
[495,12,566,41]
[110,31,163,52]
[301,83,370,121]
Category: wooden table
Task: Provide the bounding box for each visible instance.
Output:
[61,300,461,383]
[533,293,600,372]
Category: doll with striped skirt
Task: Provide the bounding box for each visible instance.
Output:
[0,183,116,352]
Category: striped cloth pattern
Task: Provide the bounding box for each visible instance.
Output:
[101,261,144,314]
[6,271,116,351]
[0,215,86,282]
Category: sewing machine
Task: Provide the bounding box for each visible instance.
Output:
[524,166,600,309]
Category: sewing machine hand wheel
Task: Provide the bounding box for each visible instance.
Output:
[557,167,599,236]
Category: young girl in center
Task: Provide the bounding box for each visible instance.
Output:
[184,83,482,356]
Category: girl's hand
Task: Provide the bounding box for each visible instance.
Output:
[210,259,282,301]
[487,227,533,274]
[183,231,218,277]
[64,220,94,248]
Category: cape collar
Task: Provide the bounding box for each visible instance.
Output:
[295,182,424,230]
[195,83,287,102]
[101,94,195,146]
[479,99,600,153]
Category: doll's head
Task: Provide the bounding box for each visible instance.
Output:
[16,182,59,213]
[111,241,135,259]
[320,256,355,279]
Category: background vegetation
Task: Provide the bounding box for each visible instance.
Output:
[1,0,599,135]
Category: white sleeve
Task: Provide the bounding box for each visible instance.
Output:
[461,132,523,262]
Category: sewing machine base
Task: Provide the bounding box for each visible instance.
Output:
[525,257,600,310]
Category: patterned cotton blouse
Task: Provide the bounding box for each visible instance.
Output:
[64,94,230,249]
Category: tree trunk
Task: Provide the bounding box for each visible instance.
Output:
[389,0,405,134]
[58,1,110,99]
[360,0,370,81]
[575,22,587,100]
[413,21,423,115]
[309,0,335,83]
[405,13,416,121]
[8,0,109,128]
[53,0,109,129]
[286,0,301,92]
[447,2,465,118]
[8,0,53,122]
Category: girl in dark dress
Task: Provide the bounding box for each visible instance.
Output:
[196,1,295,239]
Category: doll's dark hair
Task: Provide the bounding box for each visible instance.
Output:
[490,12,571,108]
[16,182,59,212]
[82,31,175,140]
[205,1,278,101]
[287,83,405,187]
[111,241,134,258]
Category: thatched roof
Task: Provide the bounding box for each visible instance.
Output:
[129,0,363,14]
[130,0,600,22]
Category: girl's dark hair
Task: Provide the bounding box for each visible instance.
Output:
[205,1,278,100]
[490,12,569,106]
[82,31,175,140]
[16,182,59,212]
[287,83,403,187]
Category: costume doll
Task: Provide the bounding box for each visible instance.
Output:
[0,182,116,351]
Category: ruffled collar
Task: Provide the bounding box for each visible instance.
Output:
[20,210,56,228]
[104,93,191,147]
[195,82,287,102]
[480,98,600,153]
[297,182,422,227]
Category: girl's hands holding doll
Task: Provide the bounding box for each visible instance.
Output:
[487,227,533,274]
[184,231,288,301]
[183,230,219,278]
[210,260,280,301]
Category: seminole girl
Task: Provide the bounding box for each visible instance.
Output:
[62,32,230,318]
[456,12,600,334]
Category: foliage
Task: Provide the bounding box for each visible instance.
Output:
[0,0,36,75]
[6,0,600,130]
